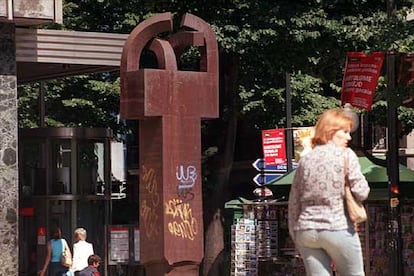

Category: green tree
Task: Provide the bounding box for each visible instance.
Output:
[18,74,127,134]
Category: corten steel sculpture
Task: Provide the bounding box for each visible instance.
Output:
[120,13,218,275]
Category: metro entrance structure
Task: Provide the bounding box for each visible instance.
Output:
[1,2,128,274]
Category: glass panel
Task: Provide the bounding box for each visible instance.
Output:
[76,200,106,258]
[0,1,7,18]
[372,126,387,151]
[49,200,73,241]
[20,139,46,196]
[18,214,37,275]
[111,141,126,199]
[78,141,105,195]
[53,140,72,194]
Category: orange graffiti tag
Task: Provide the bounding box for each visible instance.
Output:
[141,165,159,206]
[140,165,160,239]
[140,200,160,238]
[165,198,198,240]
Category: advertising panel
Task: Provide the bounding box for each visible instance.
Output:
[341,52,384,110]
[293,127,315,162]
[261,129,286,166]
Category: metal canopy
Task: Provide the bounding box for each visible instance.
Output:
[16,27,129,84]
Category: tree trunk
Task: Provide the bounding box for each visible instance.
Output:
[202,52,240,276]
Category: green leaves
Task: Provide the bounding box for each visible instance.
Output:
[19,0,414,139]
[18,73,127,134]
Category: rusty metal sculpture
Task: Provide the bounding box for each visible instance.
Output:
[120,12,218,275]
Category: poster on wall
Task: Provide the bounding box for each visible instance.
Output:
[293,127,315,162]
[261,128,286,166]
[109,226,129,264]
[341,51,384,110]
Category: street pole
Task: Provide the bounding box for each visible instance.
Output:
[387,50,403,276]
[40,81,45,127]
[285,72,293,173]
[386,0,403,274]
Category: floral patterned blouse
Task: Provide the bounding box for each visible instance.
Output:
[288,142,370,240]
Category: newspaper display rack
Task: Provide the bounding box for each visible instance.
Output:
[229,200,305,276]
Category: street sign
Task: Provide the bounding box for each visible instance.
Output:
[252,158,298,173]
[253,173,283,186]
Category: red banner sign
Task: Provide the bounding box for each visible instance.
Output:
[261,129,286,166]
[341,52,384,110]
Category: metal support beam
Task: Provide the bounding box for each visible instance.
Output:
[386,50,403,276]
[386,1,403,273]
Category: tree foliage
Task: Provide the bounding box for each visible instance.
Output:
[19,1,414,134]
[18,0,414,217]
[18,73,128,133]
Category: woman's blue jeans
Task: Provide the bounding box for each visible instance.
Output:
[294,227,365,276]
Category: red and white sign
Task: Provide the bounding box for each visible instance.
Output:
[341,52,384,110]
[109,226,129,263]
[37,227,46,245]
[261,129,286,166]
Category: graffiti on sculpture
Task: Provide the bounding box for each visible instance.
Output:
[176,164,197,202]
[165,198,198,241]
[140,165,160,239]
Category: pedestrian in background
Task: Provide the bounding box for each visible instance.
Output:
[78,254,101,276]
[39,226,71,276]
[288,109,370,276]
[71,227,94,274]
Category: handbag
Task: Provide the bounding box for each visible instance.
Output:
[344,155,367,224]
[61,239,72,268]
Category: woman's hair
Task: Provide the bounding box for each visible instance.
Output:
[74,227,87,241]
[50,226,62,240]
[312,109,353,146]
